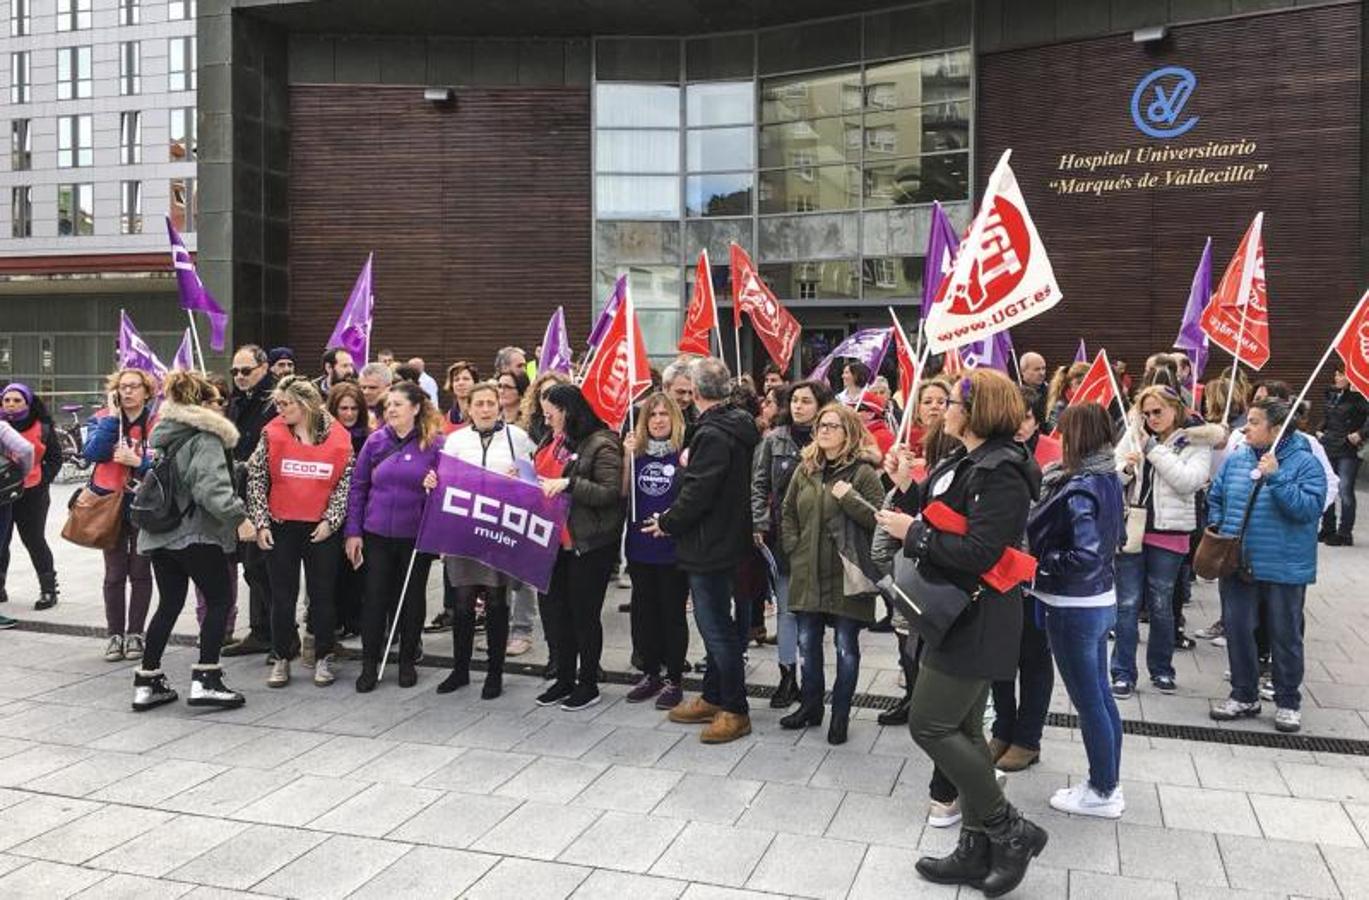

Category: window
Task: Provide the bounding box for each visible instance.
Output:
[168,0,196,19]
[57,46,93,100]
[57,183,94,236]
[10,52,30,104]
[120,42,140,96]
[169,37,196,91]
[685,173,752,218]
[10,0,29,36]
[120,111,141,165]
[55,0,91,31]
[170,177,197,232]
[11,120,31,171]
[57,114,93,168]
[119,0,140,25]
[169,107,196,161]
[121,181,142,234]
[11,187,31,238]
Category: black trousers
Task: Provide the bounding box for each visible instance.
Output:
[451,585,509,678]
[336,553,365,635]
[628,561,689,681]
[145,543,233,670]
[546,543,617,689]
[0,483,54,582]
[266,521,340,661]
[361,533,433,666]
[239,540,272,641]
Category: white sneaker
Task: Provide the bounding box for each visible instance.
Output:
[1259,678,1275,702]
[123,633,144,660]
[104,634,125,662]
[1274,707,1301,733]
[314,654,336,687]
[927,798,961,828]
[1050,782,1124,819]
[268,658,290,688]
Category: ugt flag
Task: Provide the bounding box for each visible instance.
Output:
[118,311,167,380]
[416,454,570,593]
[580,278,651,432]
[538,307,573,375]
[1069,349,1119,410]
[1174,238,1212,381]
[1333,290,1369,397]
[1200,213,1270,371]
[731,243,801,369]
[167,217,227,352]
[808,327,892,384]
[679,249,718,356]
[328,254,374,365]
[924,150,1061,354]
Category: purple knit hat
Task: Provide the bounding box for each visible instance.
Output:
[0,383,33,421]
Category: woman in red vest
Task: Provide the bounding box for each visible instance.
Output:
[246,376,353,690]
[83,367,158,661]
[0,384,62,611]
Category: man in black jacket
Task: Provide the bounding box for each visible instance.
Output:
[223,344,277,656]
[1319,364,1369,545]
[648,357,760,744]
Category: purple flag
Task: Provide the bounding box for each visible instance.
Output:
[167,217,227,352]
[809,327,893,383]
[1174,238,1212,381]
[118,311,167,380]
[538,306,573,375]
[587,276,626,351]
[415,453,570,593]
[920,201,961,324]
[961,329,1014,373]
[171,328,195,372]
[328,254,374,364]
[1074,338,1088,364]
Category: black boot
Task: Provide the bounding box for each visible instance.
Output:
[437,610,474,694]
[769,664,800,709]
[35,571,58,611]
[981,804,1049,898]
[188,665,245,709]
[0,573,7,603]
[131,669,178,712]
[878,694,911,726]
[827,713,848,745]
[914,828,990,887]
[483,597,508,700]
[355,661,378,693]
[780,698,824,730]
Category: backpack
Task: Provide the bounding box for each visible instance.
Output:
[129,433,196,534]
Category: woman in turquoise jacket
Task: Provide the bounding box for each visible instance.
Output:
[1207,397,1326,735]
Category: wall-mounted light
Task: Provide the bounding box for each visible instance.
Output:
[424,86,455,104]
[1132,25,1168,44]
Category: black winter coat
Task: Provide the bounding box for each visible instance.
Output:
[1320,387,1369,459]
[562,428,626,554]
[227,372,278,463]
[660,404,761,574]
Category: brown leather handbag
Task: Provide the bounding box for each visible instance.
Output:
[61,487,123,550]
[1193,482,1263,581]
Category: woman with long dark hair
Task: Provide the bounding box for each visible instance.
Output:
[328,382,371,642]
[0,383,61,612]
[443,361,478,430]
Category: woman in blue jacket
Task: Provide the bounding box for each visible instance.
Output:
[1208,397,1326,734]
[1027,403,1126,819]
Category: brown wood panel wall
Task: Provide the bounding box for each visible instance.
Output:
[976,4,1361,405]
[288,84,591,383]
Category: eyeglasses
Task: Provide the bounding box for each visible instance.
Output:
[816,421,843,432]
[230,366,261,377]
[945,399,965,407]
[498,383,518,391]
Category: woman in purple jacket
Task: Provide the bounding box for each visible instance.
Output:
[345,382,444,692]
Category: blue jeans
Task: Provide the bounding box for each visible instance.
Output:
[991,598,1054,751]
[1045,604,1123,794]
[775,573,798,667]
[1111,546,1183,684]
[689,571,749,715]
[1321,455,1360,537]
[1222,578,1306,709]
[795,612,862,720]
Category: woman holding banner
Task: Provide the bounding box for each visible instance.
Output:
[535,384,624,712]
[346,382,443,693]
[438,382,536,699]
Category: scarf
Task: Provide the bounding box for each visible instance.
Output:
[645,438,674,458]
[1039,448,1116,500]
[0,383,38,429]
[790,423,813,450]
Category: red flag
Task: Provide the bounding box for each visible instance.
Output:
[1200,213,1270,371]
[581,289,651,432]
[730,243,801,369]
[893,324,917,409]
[1334,290,1369,397]
[679,249,717,356]
[941,346,965,377]
[1069,349,1118,410]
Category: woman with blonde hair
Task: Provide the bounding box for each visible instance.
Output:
[1044,362,1090,433]
[779,402,885,744]
[520,370,571,445]
[246,375,354,689]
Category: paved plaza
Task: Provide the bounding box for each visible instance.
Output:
[0,483,1366,898]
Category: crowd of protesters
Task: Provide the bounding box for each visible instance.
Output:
[0,330,1353,897]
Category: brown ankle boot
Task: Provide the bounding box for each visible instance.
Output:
[668,696,722,724]
[987,738,1009,763]
[701,711,752,744]
[995,744,1040,772]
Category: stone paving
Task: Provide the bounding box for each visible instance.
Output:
[0,483,1365,897]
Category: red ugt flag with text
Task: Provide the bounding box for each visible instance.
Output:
[1070,349,1118,410]
[731,243,801,368]
[1334,291,1369,397]
[581,287,651,432]
[1200,212,1270,371]
[680,249,717,356]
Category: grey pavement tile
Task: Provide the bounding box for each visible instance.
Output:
[1157,784,1262,837]
[558,810,685,873]
[31,709,142,747]
[649,821,775,888]
[744,832,867,899]
[1216,833,1340,899]
[1193,755,1290,796]
[580,726,683,768]
[731,743,828,786]
[314,700,424,739]
[651,772,764,826]
[71,872,192,900]
[0,794,104,852]
[1004,767,1072,819]
[494,756,609,804]
[1069,870,1178,899]
[229,774,370,828]
[0,859,109,898]
[213,728,332,771]
[735,781,844,837]
[1248,794,1365,848]
[418,747,535,794]
[287,734,398,779]
[846,844,960,900]
[795,718,880,755]
[378,707,486,745]
[306,782,442,838]
[589,696,679,731]
[471,800,601,861]
[512,720,614,759]
[0,744,93,787]
[90,759,226,807]
[89,813,251,878]
[1175,887,1282,900]
[350,845,498,899]
[1031,814,1119,875]
[571,869,685,900]
[22,750,156,797]
[387,792,522,848]
[1349,801,1369,844]
[167,823,329,891]
[465,857,590,900]
[1033,737,1093,776]
[147,723,269,763]
[88,718,208,754]
[355,742,464,786]
[9,804,172,864]
[161,767,298,818]
[1117,823,1227,888]
[0,788,30,812]
[251,697,353,732]
[1112,745,1200,787]
[253,833,410,900]
[0,853,27,878]
[0,736,35,760]
[448,711,549,751]
[654,733,751,776]
[679,886,799,900]
[807,749,903,795]
[1322,845,1369,899]
[1277,760,1369,802]
[572,764,682,814]
[824,788,923,849]
[0,703,90,739]
[1116,779,1171,829]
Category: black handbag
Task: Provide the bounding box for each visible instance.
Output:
[878,552,976,650]
[0,456,23,507]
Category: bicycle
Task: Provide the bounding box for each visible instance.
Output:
[54,402,100,483]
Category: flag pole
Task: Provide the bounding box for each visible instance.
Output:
[625,281,639,523]
[896,339,935,447]
[704,248,723,358]
[733,323,743,381]
[185,310,206,373]
[1221,302,1250,426]
[1270,291,1369,452]
[888,307,917,443]
[1221,212,1264,426]
[377,548,419,682]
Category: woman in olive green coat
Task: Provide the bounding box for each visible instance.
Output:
[780,402,886,744]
